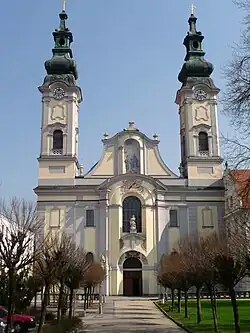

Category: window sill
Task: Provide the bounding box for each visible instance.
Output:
[84,226,96,229]
[169,225,179,228]
[202,226,214,229]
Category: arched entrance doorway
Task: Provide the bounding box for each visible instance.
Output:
[123,257,142,296]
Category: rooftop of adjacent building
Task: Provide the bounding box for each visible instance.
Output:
[225,169,250,209]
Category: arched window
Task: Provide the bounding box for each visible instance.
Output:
[198,132,209,152]
[122,196,142,233]
[53,130,63,150]
[86,252,94,263]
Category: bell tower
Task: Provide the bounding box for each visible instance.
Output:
[38,8,83,184]
[175,11,222,183]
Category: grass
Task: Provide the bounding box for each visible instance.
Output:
[159,299,250,333]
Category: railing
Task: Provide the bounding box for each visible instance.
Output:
[199,150,209,156]
[163,291,250,300]
[51,149,63,155]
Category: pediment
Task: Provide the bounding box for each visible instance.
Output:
[85,122,178,179]
[97,173,168,192]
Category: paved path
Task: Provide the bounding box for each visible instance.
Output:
[82,297,185,332]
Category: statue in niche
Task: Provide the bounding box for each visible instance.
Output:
[130,215,137,233]
[124,139,140,173]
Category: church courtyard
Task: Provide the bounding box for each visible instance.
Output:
[82,297,185,332]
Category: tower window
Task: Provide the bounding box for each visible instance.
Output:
[53,130,63,150]
[169,210,178,227]
[86,210,95,227]
[198,132,209,152]
[122,196,142,233]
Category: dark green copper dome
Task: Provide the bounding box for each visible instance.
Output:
[178,14,213,83]
[44,10,78,81]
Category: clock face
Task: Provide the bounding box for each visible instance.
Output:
[194,89,207,101]
[53,87,65,100]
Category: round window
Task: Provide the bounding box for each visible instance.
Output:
[192,41,199,49]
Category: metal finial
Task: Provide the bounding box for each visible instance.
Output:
[103,132,109,140]
[62,0,66,11]
[190,3,196,15]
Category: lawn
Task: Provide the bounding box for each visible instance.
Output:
[159,299,250,333]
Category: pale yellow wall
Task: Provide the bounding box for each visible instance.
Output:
[191,102,212,127]
[188,164,222,179]
[39,160,75,179]
[83,227,96,255]
[197,205,218,238]
[47,101,67,125]
[117,269,123,295]
[109,271,118,295]
[168,228,180,252]
[142,271,149,294]
[108,206,121,266]
[44,206,66,235]
[147,148,170,176]
[148,271,158,295]
[145,206,157,266]
[91,147,114,176]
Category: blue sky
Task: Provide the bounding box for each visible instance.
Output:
[0,0,243,200]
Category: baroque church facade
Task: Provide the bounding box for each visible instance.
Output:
[34,10,225,296]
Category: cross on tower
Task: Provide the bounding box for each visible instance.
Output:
[62,0,66,11]
[190,3,196,15]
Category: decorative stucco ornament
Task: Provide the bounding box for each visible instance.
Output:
[120,180,145,195]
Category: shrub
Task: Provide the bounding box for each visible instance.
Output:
[26,307,55,322]
[41,317,83,333]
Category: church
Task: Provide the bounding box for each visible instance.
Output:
[34,8,225,296]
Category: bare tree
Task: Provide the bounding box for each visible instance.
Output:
[200,234,221,333]
[82,262,105,310]
[157,256,177,307]
[180,237,205,324]
[35,233,65,333]
[215,230,248,333]
[0,198,42,332]
[54,234,76,322]
[172,252,192,318]
[64,247,89,319]
[222,0,250,168]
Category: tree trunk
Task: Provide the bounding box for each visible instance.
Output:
[171,289,175,308]
[86,288,89,309]
[177,289,181,313]
[37,285,49,333]
[213,285,217,314]
[34,291,37,310]
[196,286,202,324]
[184,290,188,318]
[57,279,65,321]
[207,284,218,333]
[88,287,92,307]
[84,288,87,310]
[90,286,94,305]
[6,269,15,333]
[229,287,241,333]
[164,287,168,302]
[68,288,74,319]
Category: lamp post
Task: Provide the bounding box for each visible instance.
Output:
[98,254,106,314]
